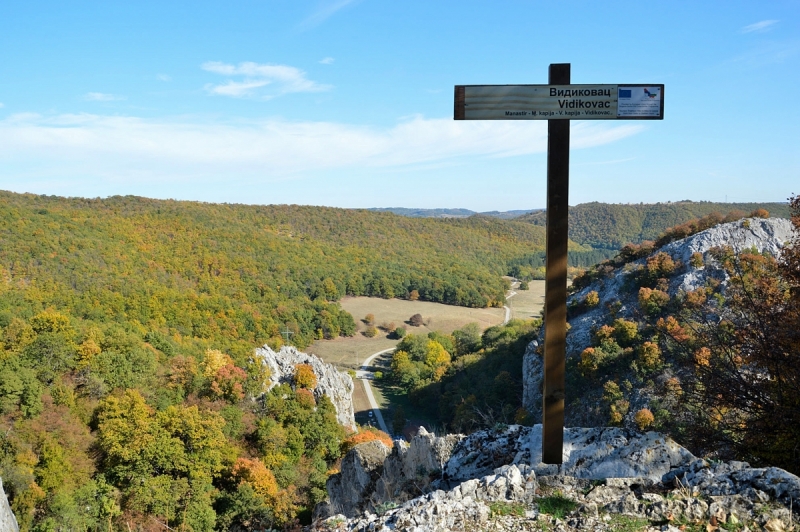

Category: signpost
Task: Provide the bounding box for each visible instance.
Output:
[455,64,663,464]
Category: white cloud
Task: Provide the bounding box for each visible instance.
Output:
[319,57,335,65]
[0,113,643,188]
[85,92,125,102]
[298,0,360,30]
[741,20,778,33]
[206,80,272,97]
[0,103,4,108]
[202,61,331,99]
[156,74,172,82]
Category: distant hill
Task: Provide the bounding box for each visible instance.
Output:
[0,192,577,350]
[367,207,540,219]
[518,201,792,250]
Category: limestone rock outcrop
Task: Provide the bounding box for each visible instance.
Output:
[522,217,795,419]
[325,440,392,518]
[1,478,19,532]
[311,425,800,532]
[324,427,463,518]
[255,345,356,430]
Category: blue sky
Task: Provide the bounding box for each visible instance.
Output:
[0,1,798,210]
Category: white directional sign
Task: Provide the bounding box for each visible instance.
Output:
[454,84,663,120]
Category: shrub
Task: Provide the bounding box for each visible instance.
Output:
[657,316,691,343]
[693,347,711,367]
[643,252,677,285]
[363,325,378,338]
[364,314,375,325]
[519,281,529,290]
[638,287,669,316]
[689,252,704,268]
[750,208,769,219]
[379,321,396,332]
[579,347,602,372]
[394,327,407,339]
[612,318,639,347]
[593,324,615,344]
[409,289,420,301]
[684,288,707,308]
[585,290,599,307]
[603,381,623,402]
[409,314,423,327]
[664,377,683,398]
[637,342,662,370]
[634,408,655,430]
[295,388,316,408]
[609,401,629,425]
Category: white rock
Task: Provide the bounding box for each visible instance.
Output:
[0,478,19,532]
[255,345,356,429]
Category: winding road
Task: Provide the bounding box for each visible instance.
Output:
[356,348,394,435]
[356,282,518,436]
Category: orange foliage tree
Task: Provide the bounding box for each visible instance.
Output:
[341,427,393,454]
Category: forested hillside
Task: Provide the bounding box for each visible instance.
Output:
[0,191,577,350]
[0,191,581,530]
[520,201,791,250]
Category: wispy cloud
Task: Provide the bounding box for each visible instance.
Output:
[156,74,172,82]
[319,57,335,65]
[85,92,125,102]
[727,39,800,67]
[0,113,643,186]
[202,61,331,99]
[741,20,778,33]
[0,103,4,108]
[298,0,360,30]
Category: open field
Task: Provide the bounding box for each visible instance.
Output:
[507,280,546,321]
[307,296,506,368]
[341,296,506,334]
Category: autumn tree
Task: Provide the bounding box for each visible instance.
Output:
[293,363,317,390]
[666,195,800,474]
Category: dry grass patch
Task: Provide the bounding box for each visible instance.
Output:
[308,297,506,368]
[507,280,545,321]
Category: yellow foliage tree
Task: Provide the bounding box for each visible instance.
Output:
[203,349,233,378]
[293,363,317,390]
[634,408,655,430]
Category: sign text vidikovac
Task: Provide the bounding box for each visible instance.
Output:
[454,84,664,120]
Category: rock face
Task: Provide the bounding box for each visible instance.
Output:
[255,345,356,430]
[312,425,800,532]
[325,427,463,518]
[0,478,19,532]
[325,440,392,518]
[522,217,795,419]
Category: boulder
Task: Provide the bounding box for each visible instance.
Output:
[528,425,697,481]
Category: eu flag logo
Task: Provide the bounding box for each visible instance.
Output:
[619,89,632,98]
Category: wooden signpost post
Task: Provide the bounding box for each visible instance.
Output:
[455,64,664,464]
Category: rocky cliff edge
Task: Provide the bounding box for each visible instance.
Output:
[314,425,799,531]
